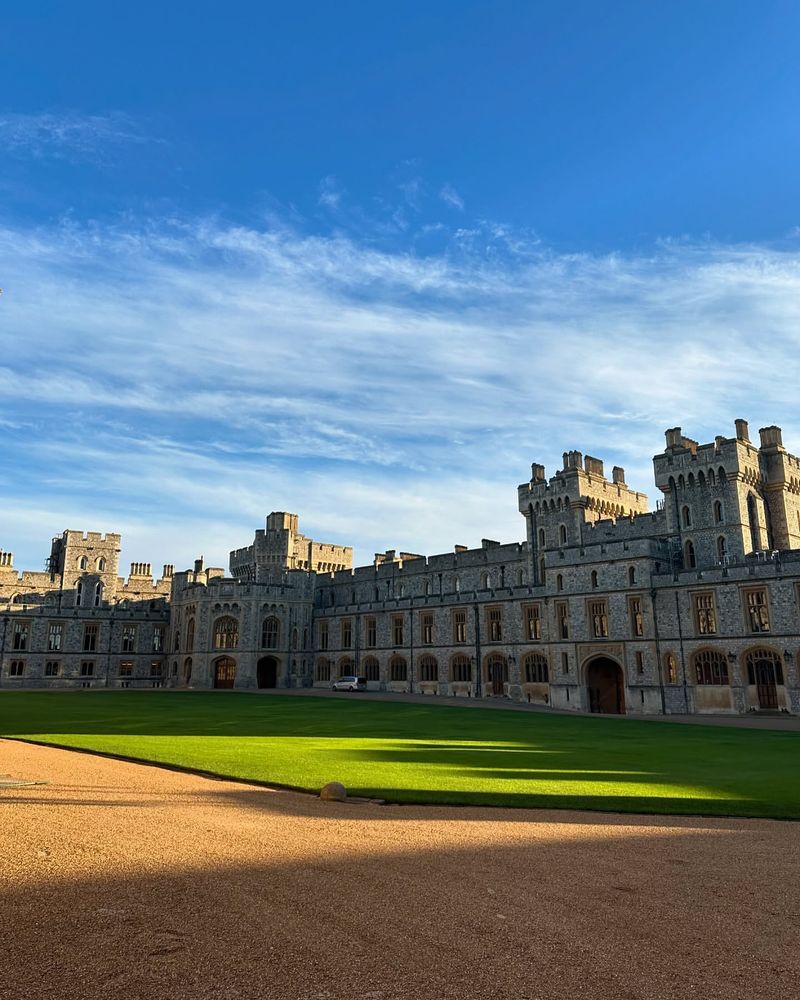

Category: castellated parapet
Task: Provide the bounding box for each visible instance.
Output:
[229,511,352,580]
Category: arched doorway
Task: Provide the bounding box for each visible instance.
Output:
[485,654,508,696]
[213,656,237,689]
[257,656,279,689]
[586,656,625,714]
[746,648,783,710]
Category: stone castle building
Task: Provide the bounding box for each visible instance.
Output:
[2,419,800,716]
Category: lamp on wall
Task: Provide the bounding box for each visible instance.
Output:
[727,651,737,663]
[784,650,794,663]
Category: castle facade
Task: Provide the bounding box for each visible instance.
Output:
[3,419,799,716]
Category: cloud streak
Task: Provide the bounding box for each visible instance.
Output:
[2,211,800,572]
[0,111,157,160]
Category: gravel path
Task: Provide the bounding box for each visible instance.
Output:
[2,740,798,1000]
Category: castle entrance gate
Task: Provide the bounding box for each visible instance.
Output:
[257,656,279,689]
[586,657,625,714]
[213,656,237,689]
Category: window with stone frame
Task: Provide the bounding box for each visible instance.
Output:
[635,651,644,674]
[259,616,280,649]
[83,623,99,652]
[694,649,729,685]
[315,658,331,682]
[152,625,164,652]
[213,616,239,649]
[419,655,437,682]
[45,660,60,677]
[589,600,608,638]
[693,593,717,635]
[119,661,134,677]
[340,618,353,649]
[47,622,63,651]
[664,653,678,684]
[486,606,502,642]
[12,620,29,651]
[185,618,195,649]
[80,660,94,676]
[629,597,644,637]
[9,660,25,676]
[744,589,770,633]
[523,603,542,641]
[319,620,329,650]
[121,625,137,653]
[452,608,467,644]
[362,656,380,681]
[450,655,471,682]
[392,615,404,646]
[523,653,548,683]
[390,656,407,681]
[556,601,569,639]
[561,651,569,673]
[150,661,163,677]
[364,617,377,648]
[421,612,434,645]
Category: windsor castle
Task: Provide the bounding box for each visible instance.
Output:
[3,418,800,717]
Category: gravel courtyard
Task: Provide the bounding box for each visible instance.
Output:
[2,740,798,1000]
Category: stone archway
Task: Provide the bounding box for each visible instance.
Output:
[586,656,625,714]
[213,656,237,690]
[257,656,279,689]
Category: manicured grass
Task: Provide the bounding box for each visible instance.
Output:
[2,691,799,818]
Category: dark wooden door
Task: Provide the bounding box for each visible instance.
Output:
[755,661,779,710]
[214,658,236,689]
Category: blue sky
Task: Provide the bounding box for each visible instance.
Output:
[1,2,800,572]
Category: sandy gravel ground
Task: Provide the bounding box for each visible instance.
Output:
[2,741,799,1000]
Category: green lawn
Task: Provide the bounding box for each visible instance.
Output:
[2,691,799,818]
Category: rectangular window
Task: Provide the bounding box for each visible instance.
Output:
[694,593,717,635]
[421,612,434,645]
[45,660,60,677]
[121,625,137,653]
[392,614,404,646]
[152,625,164,653]
[119,660,134,677]
[486,606,502,642]
[80,660,94,676]
[556,602,569,640]
[341,619,352,648]
[589,601,608,639]
[319,620,329,650]
[561,651,569,673]
[365,617,376,648]
[453,609,467,644]
[635,651,644,674]
[745,590,770,633]
[9,660,25,676]
[629,598,644,637]
[150,661,163,677]
[524,604,541,641]
[12,621,29,651]
[83,623,98,652]
[47,622,63,651]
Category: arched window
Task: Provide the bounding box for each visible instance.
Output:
[76,580,83,606]
[628,566,636,585]
[747,494,761,552]
[713,500,723,524]
[315,657,331,682]
[79,556,88,571]
[338,656,354,677]
[523,653,548,683]
[419,655,438,682]
[559,524,567,545]
[664,653,678,684]
[539,557,545,584]
[97,558,106,572]
[718,466,727,483]
[682,505,692,527]
[425,580,432,595]
[708,469,716,486]
[516,568,525,587]
[694,649,729,685]
[261,616,280,649]
[185,617,195,649]
[291,627,298,649]
[556,573,563,592]
[362,656,380,682]
[485,654,508,684]
[214,616,239,649]
[450,655,471,682]
[591,570,598,589]
[481,572,490,590]
[538,528,545,547]
[93,582,102,607]
[398,583,405,598]
[685,541,696,569]
[717,536,727,561]
[454,575,460,593]
[183,657,192,683]
[390,656,407,682]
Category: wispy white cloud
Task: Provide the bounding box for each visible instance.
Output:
[439,183,464,211]
[0,111,157,160]
[2,211,800,572]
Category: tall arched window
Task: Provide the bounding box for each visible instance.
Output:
[559,524,567,545]
[454,575,461,593]
[516,568,525,586]
[76,580,83,606]
[694,649,729,685]
[97,557,106,572]
[682,505,692,527]
[419,655,438,682]
[79,556,88,570]
[390,656,408,682]
[185,617,195,649]
[538,528,545,547]
[664,653,678,684]
[685,541,696,569]
[556,573,563,592]
[450,655,471,682]
[747,494,762,552]
[717,536,727,561]
[591,570,598,589]
[628,566,636,585]
[713,500,723,524]
[93,582,102,607]
[214,616,239,649]
[481,572,490,590]
[261,616,280,649]
[362,656,380,682]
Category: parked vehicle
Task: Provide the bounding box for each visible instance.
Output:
[331,675,367,691]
